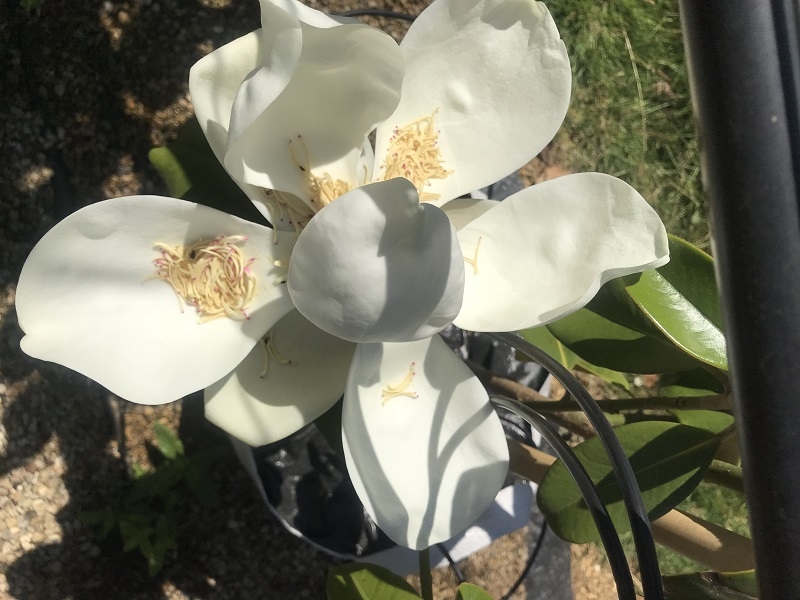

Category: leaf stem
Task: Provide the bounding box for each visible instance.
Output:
[419,548,433,600]
[704,459,745,493]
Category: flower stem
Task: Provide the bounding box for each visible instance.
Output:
[418,548,433,600]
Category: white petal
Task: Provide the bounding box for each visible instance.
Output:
[288,179,465,343]
[189,31,283,224]
[16,196,296,405]
[204,309,356,446]
[453,173,670,332]
[342,336,509,549]
[265,0,350,28]
[225,4,303,149]
[440,197,498,231]
[373,0,571,205]
[224,22,404,203]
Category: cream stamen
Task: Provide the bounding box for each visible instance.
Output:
[380,110,453,201]
[151,235,256,322]
[381,362,419,405]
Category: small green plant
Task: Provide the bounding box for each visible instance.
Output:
[82,422,223,575]
[19,0,44,12]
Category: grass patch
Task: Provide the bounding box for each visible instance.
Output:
[548,0,708,248]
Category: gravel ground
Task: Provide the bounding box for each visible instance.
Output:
[0,0,618,598]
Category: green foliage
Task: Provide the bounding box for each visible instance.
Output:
[455,583,495,600]
[549,0,706,247]
[327,563,421,599]
[520,325,630,389]
[625,236,726,370]
[543,303,700,374]
[524,235,726,381]
[81,422,223,575]
[20,0,43,11]
[537,422,721,543]
[148,118,270,226]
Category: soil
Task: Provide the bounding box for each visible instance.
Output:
[0,1,617,598]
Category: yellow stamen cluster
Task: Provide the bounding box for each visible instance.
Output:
[152,235,256,322]
[380,111,453,201]
[308,172,353,209]
[289,135,353,210]
[262,188,314,238]
[381,362,419,405]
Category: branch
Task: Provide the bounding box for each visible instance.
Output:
[704,460,745,494]
[508,440,754,572]
[466,360,731,413]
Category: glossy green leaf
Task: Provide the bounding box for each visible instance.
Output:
[546,307,701,374]
[663,570,758,599]
[537,422,720,543]
[520,326,630,389]
[671,410,734,435]
[456,583,495,600]
[659,368,726,398]
[327,563,421,600]
[148,117,269,226]
[153,422,184,460]
[626,235,727,370]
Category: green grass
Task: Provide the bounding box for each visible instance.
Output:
[615,483,751,576]
[547,0,709,248]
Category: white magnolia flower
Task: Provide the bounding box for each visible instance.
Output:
[16,0,670,551]
[190,0,668,548]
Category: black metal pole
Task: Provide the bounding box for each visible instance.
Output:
[678,3,800,596]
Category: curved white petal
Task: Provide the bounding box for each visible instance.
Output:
[16,196,296,405]
[453,173,670,332]
[374,0,571,205]
[225,3,303,149]
[204,309,356,446]
[440,197,498,231]
[288,179,465,343]
[224,22,404,203]
[266,0,351,28]
[342,336,509,549]
[189,31,285,226]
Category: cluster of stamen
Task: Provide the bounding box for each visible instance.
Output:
[151,235,256,322]
[381,362,419,405]
[289,135,353,210]
[380,110,453,201]
[261,188,314,238]
[259,331,292,377]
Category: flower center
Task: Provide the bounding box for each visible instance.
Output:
[289,135,353,210]
[152,235,256,322]
[381,362,419,405]
[380,110,453,201]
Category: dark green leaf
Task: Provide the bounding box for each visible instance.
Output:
[537,422,720,543]
[456,582,495,600]
[520,326,630,389]
[148,117,270,226]
[663,570,758,599]
[546,307,701,374]
[327,563,421,600]
[154,421,184,460]
[119,520,153,552]
[659,368,726,398]
[625,236,727,370]
[671,410,734,435]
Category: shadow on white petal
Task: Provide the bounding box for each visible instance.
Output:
[342,336,508,549]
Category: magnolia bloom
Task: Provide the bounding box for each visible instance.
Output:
[16,0,669,551]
